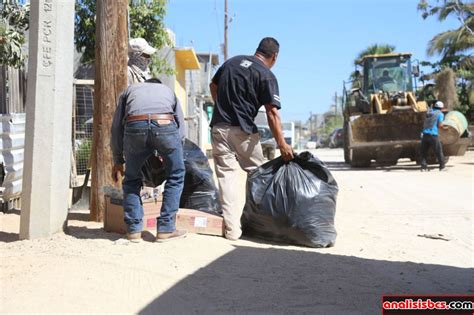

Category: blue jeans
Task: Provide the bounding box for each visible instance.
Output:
[122,120,185,233]
[421,133,445,169]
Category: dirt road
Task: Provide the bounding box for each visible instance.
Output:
[1,149,472,314]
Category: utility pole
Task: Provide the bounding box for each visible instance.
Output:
[224,0,228,61]
[90,0,128,221]
[20,0,75,239]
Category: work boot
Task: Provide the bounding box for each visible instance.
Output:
[439,166,447,172]
[126,232,142,243]
[420,167,428,172]
[156,230,187,243]
[225,234,239,241]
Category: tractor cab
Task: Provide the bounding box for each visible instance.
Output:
[360,53,414,95]
[346,53,423,115]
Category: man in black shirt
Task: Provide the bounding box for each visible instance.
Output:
[210,37,293,240]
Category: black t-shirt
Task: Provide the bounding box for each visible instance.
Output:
[210,55,280,134]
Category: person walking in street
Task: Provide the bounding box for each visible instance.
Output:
[111,78,187,243]
[421,100,446,171]
[128,38,156,85]
[209,37,294,241]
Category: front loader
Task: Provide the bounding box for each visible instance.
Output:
[342,53,470,167]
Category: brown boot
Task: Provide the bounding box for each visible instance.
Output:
[156,230,187,243]
[126,232,142,243]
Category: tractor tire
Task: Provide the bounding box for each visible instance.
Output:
[350,148,371,168]
[343,122,351,163]
[350,159,371,168]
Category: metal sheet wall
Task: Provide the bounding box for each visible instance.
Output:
[0,113,25,208]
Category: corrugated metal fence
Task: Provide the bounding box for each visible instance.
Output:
[0,114,25,211]
[0,65,26,211]
[0,69,96,209]
[0,66,26,114]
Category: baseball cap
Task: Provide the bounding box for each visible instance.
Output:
[128,38,157,55]
[434,101,444,109]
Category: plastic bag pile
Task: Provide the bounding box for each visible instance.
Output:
[242,151,338,247]
[141,139,220,214]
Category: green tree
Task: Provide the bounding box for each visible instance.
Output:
[75,0,173,74]
[0,1,29,68]
[418,0,473,64]
[129,0,173,75]
[318,115,343,138]
[74,0,96,64]
[418,0,473,121]
[354,44,396,65]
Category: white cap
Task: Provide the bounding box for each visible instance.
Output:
[128,38,157,55]
[434,101,444,109]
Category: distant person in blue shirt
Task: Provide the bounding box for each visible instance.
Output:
[421,101,446,171]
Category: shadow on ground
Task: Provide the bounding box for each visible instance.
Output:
[0,209,20,242]
[139,245,474,314]
[65,225,156,242]
[0,210,144,243]
[0,231,19,243]
[67,212,91,221]
[324,161,448,173]
[65,210,158,242]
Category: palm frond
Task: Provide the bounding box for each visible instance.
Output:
[354,44,396,64]
[458,56,474,71]
[427,25,474,57]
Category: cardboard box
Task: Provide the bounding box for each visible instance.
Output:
[104,197,161,234]
[176,208,225,236]
[104,197,224,236]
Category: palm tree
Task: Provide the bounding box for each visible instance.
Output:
[419,0,474,65]
[348,44,396,85]
[354,44,396,65]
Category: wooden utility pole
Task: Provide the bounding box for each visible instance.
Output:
[224,0,228,61]
[90,0,128,221]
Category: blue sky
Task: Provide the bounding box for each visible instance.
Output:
[165,0,460,122]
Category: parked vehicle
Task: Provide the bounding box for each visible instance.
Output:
[329,128,343,148]
[255,108,277,160]
[316,134,330,148]
[282,122,295,147]
[258,125,276,160]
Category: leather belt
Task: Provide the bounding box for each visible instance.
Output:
[127,114,174,123]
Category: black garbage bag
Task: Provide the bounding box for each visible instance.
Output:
[141,139,220,214]
[242,151,338,247]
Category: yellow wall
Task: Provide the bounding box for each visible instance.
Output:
[174,60,187,116]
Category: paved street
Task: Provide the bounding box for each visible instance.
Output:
[1,148,473,314]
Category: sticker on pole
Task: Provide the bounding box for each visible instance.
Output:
[194,217,208,228]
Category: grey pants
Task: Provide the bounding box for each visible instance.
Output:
[211,125,265,240]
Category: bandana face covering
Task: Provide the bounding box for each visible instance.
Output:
[129,53,151,71]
